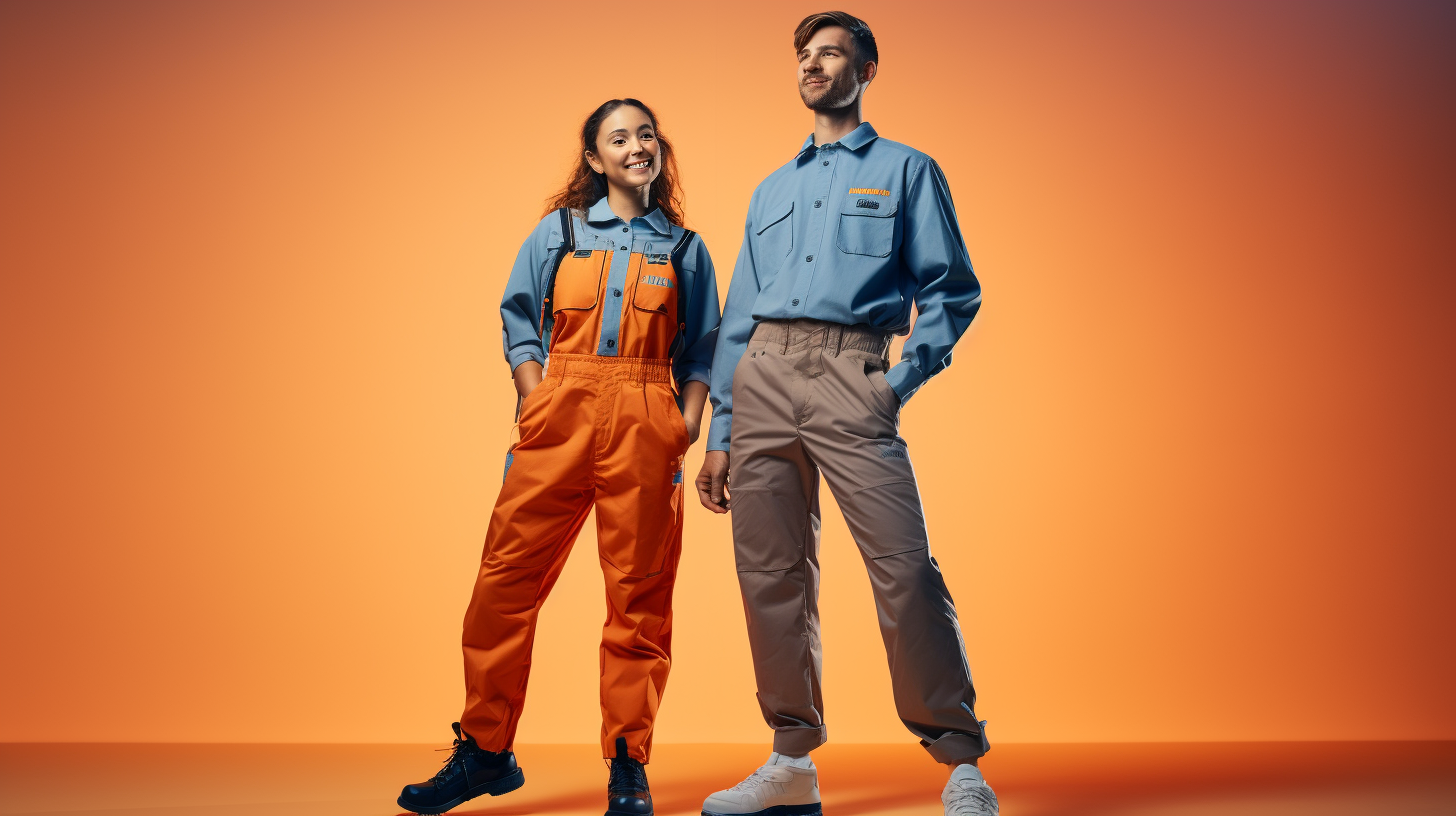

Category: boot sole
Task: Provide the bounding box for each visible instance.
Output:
[398,767,525,815]
[702,804,822,816]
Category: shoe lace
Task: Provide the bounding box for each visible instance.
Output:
[432,733,475,787]
[608,756,648,795]
[945,781,998,816]
[729,766,782,792]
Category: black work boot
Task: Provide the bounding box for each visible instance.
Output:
[398,723,524,814]
[605,736,653,816]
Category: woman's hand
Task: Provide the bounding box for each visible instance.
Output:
[512,361,544,399]
[684,417,701,444]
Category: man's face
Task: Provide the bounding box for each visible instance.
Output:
[797,26,870,112]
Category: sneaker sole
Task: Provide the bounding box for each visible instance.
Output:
[398,767,526,815]
[702,804,822,816]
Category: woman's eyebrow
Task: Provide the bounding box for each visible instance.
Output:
[606,128,629,137]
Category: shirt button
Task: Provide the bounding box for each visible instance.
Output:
[792,298,800,306]
[621,227,629,232]
[814,200,821,208]
[822,160,829,166]
[607,339,616,348]
[806,255,814,262]
[613,289,622,297]
[620,245,628,250]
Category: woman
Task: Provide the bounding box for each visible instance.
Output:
[397,99,720,816]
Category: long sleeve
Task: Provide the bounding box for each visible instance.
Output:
[706,213,763,452]
[884,159,982,403]
[499,216,559,372]
[674,235,721,388]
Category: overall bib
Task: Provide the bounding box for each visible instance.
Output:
[461,212,691,764]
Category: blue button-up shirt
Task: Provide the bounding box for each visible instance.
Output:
[500,198,720,387]
[706,122,982,451]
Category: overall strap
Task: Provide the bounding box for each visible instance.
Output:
[518,208,575,423]
[538,207,577,350]
[667,227,696,363]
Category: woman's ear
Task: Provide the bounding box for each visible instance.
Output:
[585,150,605,174]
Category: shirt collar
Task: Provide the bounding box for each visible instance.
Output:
[797,121,879,157]
[584,197,673,237]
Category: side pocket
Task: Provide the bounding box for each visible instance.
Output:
[863,359,901,419]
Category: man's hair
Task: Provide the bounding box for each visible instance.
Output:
[793,11,878,67]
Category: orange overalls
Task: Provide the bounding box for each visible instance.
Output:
[461,209,698,763]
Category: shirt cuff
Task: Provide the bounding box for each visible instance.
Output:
[885,361,927,405]
[508,347,545,372]
[706,413,732,452]
[676,362,711,388]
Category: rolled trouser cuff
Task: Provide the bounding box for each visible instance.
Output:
[772,724,828,757]
[921,730,989,765]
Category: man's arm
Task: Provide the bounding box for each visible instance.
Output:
[697,211,763,512]
[884,158,982,404]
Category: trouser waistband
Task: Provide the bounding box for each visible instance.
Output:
[545,352,673,383]
[751,318,892,357]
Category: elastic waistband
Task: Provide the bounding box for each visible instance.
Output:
[750,318,891,356]
[545,352,673,383]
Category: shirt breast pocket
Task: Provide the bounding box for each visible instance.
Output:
[836,197,899,258]
[753,201,794,269]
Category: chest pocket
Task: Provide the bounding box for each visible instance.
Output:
[753,201,794,269]
[632,255,678,319]
[837,196,899,258]
[551,246,606,312]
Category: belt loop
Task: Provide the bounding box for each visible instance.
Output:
[782,322,790,355]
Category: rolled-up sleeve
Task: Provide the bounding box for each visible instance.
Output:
[500,216,558,372]
[885,159,982,403]
[674,235,721,388]
[706,212,762,452]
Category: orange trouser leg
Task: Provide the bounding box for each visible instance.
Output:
[591,372,688,764]
[459,374,595,750]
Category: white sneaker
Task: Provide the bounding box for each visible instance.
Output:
[942,764,998,816]
[701,752,822,816]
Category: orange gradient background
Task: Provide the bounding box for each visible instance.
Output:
[1,1,1452,747]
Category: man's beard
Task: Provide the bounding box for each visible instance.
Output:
[800,72,859,112]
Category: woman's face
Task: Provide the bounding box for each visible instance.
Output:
[585,105,661,193]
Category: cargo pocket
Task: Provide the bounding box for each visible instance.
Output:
[836,198,898,258]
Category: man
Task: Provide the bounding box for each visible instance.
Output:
[694,11,997,816]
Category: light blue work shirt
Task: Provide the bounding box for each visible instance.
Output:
[706,122,982,452]
[500,198,720,388]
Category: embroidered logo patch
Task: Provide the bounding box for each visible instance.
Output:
[572,249,593,258]
[640,274,674,288]
[855,199,881,210]
[646,253,670,265]
[848,187,891,196]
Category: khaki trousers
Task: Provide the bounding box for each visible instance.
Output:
[728,318,988,765]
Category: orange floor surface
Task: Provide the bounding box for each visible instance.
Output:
[1,742,1452,816]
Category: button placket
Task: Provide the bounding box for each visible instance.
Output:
[788,146,834,315]
[597,222,635,356]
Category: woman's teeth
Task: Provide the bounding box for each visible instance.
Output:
[627,161,650,169]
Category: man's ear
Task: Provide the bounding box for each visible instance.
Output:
[585,150,604,174]
[862,60,878,84]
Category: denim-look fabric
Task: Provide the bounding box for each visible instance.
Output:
[707,123,980,451]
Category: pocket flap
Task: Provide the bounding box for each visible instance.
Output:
[754,200,794,234]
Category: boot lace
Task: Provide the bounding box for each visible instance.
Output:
[431,726,477,787]
[608,756,648,795]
